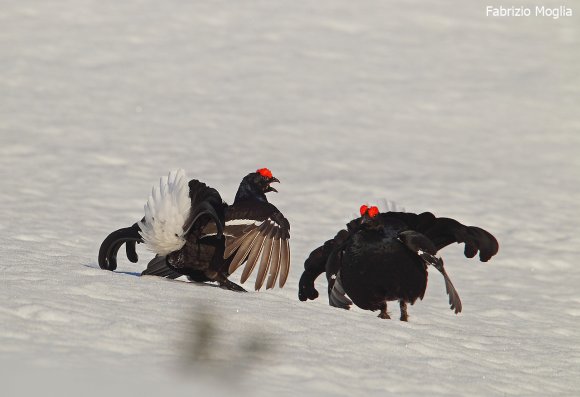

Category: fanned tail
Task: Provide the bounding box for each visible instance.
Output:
[138,169,191,256]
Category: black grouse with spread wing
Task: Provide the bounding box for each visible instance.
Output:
[299,205,498,321]
[98,168,290,291]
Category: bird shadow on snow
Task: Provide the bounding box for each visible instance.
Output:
[82,263,226,289]
[83,263,141,277]
[114,270,142,277]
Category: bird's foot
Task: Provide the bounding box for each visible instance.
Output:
[378,311,391,319]
[378,303,391,319]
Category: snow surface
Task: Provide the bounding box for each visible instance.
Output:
[1,0,579,395]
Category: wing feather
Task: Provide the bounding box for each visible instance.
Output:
[255,228,276,290]
[240,223,272,283]
[223,221,262,258]
[329,272,353,309]
[223,224,257,258]
[433,259,463,314]
[278,238,290,287]
[224,234,245,259]
[266,231,282,289]
[223,203,291,290]
[228,227,261,274]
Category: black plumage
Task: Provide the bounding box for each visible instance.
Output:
[98,168,291,292]
[299,205,498,321]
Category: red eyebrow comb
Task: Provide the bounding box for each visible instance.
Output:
[257,168,273,178]
[360,205,369,216]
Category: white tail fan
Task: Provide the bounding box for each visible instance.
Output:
[138,169,191,256]
[379,199,405,213]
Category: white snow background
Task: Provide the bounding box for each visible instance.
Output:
[1,1,579,396]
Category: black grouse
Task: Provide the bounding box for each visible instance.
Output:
[299,205,498,321]
[98,168,291,292]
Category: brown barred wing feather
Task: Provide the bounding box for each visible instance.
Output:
[223,203,291,290]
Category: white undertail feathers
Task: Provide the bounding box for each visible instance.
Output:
[138,169,191,256]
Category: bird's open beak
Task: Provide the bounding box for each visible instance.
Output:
[266,177,280,193]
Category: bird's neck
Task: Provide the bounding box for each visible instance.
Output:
[234,184,268,204]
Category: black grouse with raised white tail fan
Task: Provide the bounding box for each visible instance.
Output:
[298,205,498,321]
[98,168,290,292]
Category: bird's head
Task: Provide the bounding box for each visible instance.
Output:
[234,168,280,203]
[254,168,280,194]
[359,204,381,229]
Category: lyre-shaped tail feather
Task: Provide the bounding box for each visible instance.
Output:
[138,169,191,256]
[98,222,142,271]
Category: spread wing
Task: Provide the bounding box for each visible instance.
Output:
[220,203,290,290]
[380,212,499,262]
[423,217,499,262]
[298,229,350,302]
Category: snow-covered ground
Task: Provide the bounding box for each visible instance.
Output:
[1,1,579,395]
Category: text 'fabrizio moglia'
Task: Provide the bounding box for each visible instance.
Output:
[486,6,573,19]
